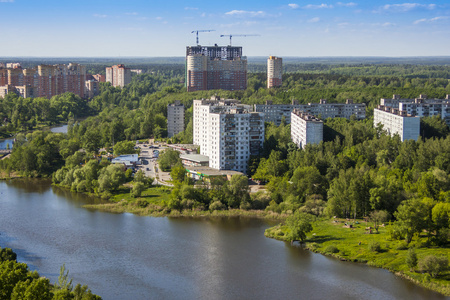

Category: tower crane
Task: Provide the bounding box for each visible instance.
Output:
[220,34,260,46]
[191,30,215,45]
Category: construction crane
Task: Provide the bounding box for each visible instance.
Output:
[191,30,215,45]
[220,34,260,46]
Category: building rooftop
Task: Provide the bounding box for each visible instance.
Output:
[180,154,209,163]
[185,166,245,177]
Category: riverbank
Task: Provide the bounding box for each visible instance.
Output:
[265,218,450,296]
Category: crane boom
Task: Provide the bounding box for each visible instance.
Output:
[191,30,215,45]
[220,34,260,46]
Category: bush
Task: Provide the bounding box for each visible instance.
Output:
[136,199,149,208]
[209,200,226,211]
[418,255,449,277]
[396,241,408,250]
[405,248,418,271]
[368,241,381,252]
[324,245,339,254]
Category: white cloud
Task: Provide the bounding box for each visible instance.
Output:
[225,10,266,17]
[288,3,299,9]
[0,0,14,2]
[381,3,436,12]
[185,7,198,10]
[414,16,449,24]
[303,4,333,9]
[156,17,163,20]
[93,14,107,18]
[337,2,357,7]
[308,17,320,23]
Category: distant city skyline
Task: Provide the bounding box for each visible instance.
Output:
[1,0,449,57]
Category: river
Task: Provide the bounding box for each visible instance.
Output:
[0,124,68,149]
[0,179,447,300]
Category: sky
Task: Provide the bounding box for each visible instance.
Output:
[1,0,450,57]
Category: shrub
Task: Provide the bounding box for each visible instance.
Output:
[324,245,339,254]
[209,200,226,211]
[418,255,449,277]
[136,199,149,208]
[396,241,408,250]
[368,241,381,252]
[405,248,418,271]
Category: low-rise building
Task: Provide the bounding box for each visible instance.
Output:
[180,154,209,167]
[185,166,245,182]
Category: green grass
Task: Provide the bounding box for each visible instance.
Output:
[265,218,450,296]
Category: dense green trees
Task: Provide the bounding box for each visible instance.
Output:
[0,248,100,299]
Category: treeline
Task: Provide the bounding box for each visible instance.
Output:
[0,92,92,137]
[0,246,101,299]
[250,116,450,245]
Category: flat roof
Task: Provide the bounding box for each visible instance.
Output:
[185,166,244,177]
[180,154,209,163]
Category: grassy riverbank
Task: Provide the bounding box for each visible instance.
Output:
[265,218,450,296]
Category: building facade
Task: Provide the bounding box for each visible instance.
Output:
[291,109,323,149]
[186,45,247,92]
[0,63,86,99]
[267,56,282,88]
[106,64,131,88]
[374,106,420,141]
[254,99,366,126]
[167,101,185,138]
[193,96,264,173]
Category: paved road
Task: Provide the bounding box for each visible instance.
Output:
[135,142,172,186]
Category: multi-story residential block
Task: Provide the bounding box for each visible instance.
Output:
[85,79,100,99]
[193,96,264,173]
[92,74,106,82]
[106,64,131,88]
[0,63,86,99]
[186,45,247,92]
[167,101,185,138]
[291,109,323,149]
[267,56,282,88]
[254,99,366,126]
[380,95,450,122]
[373,105,420,141]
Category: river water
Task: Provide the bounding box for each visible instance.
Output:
[0,179,447,299]
[0,124,68,149]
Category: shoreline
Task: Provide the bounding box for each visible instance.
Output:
[265,222,450,297]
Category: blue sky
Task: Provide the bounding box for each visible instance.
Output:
[1,0,449,57]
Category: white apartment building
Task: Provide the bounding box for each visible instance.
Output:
[254,99,366,126]
[381,94,450,125]
[374,106,420,141]
[193,96,264,173]
[167,101,185,138]
[291,109,323,149]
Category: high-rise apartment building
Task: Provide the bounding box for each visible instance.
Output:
[186,45,247,92]
[106,64,131,88]
[193,96,264,173]
[267,56,282,88]
[291,109,323,149]
[0,63,86,99]
[167,101,185,138]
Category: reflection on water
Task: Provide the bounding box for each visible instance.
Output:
[0,179,448,300]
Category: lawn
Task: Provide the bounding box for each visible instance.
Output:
[265,217,450,296]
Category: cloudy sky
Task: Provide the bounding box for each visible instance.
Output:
[1,0,449,57]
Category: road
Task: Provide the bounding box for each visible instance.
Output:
[135,142,173,186]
